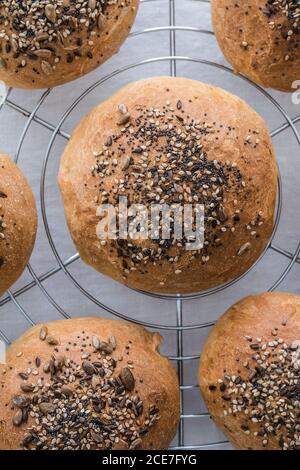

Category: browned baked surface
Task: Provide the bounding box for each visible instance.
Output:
[211,0,300,92]
[199,292,300,450]
[0,152,37,297]
[58,76,278,294]
[0,1,139,89]
[0,317,180,450]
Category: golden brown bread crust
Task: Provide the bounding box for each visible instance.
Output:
[0,152,37,297]
[0,0,139,89]
[199,292,300,450]
[211,0,300,92]
[0,317,180,450]
[58,76,278,294]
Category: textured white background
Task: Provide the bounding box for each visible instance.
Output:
[0,0,299,450]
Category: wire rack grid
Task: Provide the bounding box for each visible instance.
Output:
[0,0,300,450]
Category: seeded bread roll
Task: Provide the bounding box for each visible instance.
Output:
[0,317,180,450]
[58,76,277,294]
[211,0,300,92]
[0,152,37,298]
[199,292,300,450]
[0,0,139,89]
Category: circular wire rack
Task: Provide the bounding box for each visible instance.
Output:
[0,0,300,450]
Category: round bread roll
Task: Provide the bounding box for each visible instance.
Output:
[0,317,180,450]
[0,0,139,89]
[0,152,37,297]
[58,76,278,294]
[199,292,300,450]
[211,0,300,92]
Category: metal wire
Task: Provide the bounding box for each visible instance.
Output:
[0,0,300,450]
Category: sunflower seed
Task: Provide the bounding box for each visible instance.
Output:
[22,433,33,447]
[120,367,135,391]
[63,45,80,52]
[36,32,49,42]
[46,336,58,346]
[39,325,48,341]
[88,0,96,10]
[45,4,56,23]
[19,372,28,381]
[13,395,31,409]
[93,361,103,368]
[92,336,100,350]
[13,409,23,427]
[109,336,117,350]
[22,408,29,423]
[104,136,113,147]
[20,383,35,393]
[49,359,56,376]
[82,360,95,375]
[54,355,64,369]
[60,385,73,397]
[174,183,183,193]
[41,60,53,76]
[122,156,131,171]
[218,206,228,222]
[34,49,52,58]
[32,395,38,405]
[118,103,128,115]
[90,429,102,443]
[57,31,65,46]
[117,113,131,126]
[39,402,56,415]
[130,438,142,450]
[97,13,105,30]
[99,341,113,354]
[35,357,41,368]
[92,374,101,389]
[238,242,251,256]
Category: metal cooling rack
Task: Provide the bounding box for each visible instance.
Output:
[0,0,300,450]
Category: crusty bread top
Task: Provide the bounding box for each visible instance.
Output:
[0,317,180,450]
[211,0,300,92]
[199,292,300,450]
[0,152,37,297]
[59,76,278,293]
[0,0,139,88]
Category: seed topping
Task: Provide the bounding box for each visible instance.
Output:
[5,326,160,450]
[265,0,300,60]
[91,98,265,280]
[211,326,300,450]
[0,1,132,80]
[238,1,300,62]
